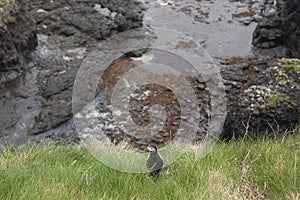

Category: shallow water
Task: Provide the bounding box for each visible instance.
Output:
[144,0,266,58]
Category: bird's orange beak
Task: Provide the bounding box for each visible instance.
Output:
[144,148,149,152]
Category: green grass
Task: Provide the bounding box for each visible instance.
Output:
[0,131,299,200]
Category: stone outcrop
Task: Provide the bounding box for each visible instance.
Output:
[222,58,300,139]
[222,0,300,139]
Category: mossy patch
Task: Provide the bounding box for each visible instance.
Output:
[79,20,87,27]
[271,59,300,89]
[0,1,7,8]
[279,58,300,66]
[266,94,280,109]
[241,58,300,116]
[284,64,300,73]
[279,58,300,73]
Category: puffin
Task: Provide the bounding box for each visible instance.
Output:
[144,145,163,182]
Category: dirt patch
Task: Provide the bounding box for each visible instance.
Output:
[232,10,255,18]
[232,0,257,18]
[221,56,250,65]
[101,58,137,90]
[195,7,209,18]
[241,65,257,91]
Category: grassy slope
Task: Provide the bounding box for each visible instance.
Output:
[0,132,299,200]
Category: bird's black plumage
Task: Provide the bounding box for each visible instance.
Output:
[144,145,163,182]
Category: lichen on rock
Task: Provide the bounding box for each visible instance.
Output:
[241,85,288,113]
[241,58,299,113]
[280,58,300,73]
[222,58,300,139]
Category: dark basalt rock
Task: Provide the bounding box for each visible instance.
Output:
[0,0,145,143]
[93,0,144,29]
[282,0,300,58]
[27,0,145,135]
[0,0,37,139]
[0,0,37,81]
[28,0,144,48]
[222,58,300,139]
[252,0,300,59]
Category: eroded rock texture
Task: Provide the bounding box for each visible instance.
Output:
[222,58,300,139]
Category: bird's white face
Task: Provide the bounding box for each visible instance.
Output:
[144,146,156,152]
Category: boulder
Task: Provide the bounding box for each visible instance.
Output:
[222,58,300,139]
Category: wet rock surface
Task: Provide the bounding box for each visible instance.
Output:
[144,0,271,58]
[0,0,145,144]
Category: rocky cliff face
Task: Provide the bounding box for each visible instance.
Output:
[0,0,300,146]
[0,0,145,144]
